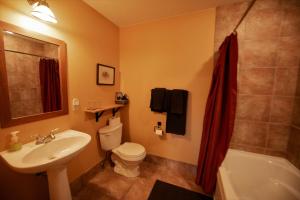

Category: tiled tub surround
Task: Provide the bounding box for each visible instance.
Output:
[3,33,58,118]
[288,100,300,168]
[71,155,203,200]
[287,58,300,169]
[214,0,300,160]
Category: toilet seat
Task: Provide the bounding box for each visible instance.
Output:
[113,142,146,161]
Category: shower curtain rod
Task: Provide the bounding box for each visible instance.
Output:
[4,49,57,60]
[233,0,256,34]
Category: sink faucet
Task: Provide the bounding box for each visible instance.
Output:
[35,128,59,145]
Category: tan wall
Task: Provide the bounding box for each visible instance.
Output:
[120,9,216,165]
[214,0,300,158]
[0,0,119,185]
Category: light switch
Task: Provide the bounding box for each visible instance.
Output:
[72,98,80,110]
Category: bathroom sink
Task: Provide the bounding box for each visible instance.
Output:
[0,129,91,200]
[23,136,86,167]
[0,130,91,173]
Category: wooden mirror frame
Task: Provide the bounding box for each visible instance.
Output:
[0,21,68,128]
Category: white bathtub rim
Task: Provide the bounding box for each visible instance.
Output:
[218,149,300,200]
[225,149,300,177]
[218,167,239,200]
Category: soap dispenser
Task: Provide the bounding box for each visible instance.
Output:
[9,131,22,152]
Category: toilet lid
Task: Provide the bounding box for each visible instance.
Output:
[116,142,145,158]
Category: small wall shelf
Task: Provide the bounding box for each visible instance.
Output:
[84,104,125,122]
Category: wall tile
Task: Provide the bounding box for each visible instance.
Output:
[264,149,287,157]
[230,143,265,154]
[239,68,275,95]
[215,2,248,42]
[4,53,17,73]
[216,1,249,29]
[252,0,281,10]
[44,44,59,59]
[232,120,268,147]
[281,0,300,8]
[8,89,21,104]
[292,97,300,126]
[276,36,300,66]
[244,8,283,40]
[278,35,300,50]
[236,95,271,121]
[267,124,290,151]
[276,51,300,67]
[270,96,294,123]
[4,34,44,55]
[217,1,250,18]
[287,126,300,168]
[216,0,300,164]
[4,34,49,119]
[239,39,278,67]
[280,7,300,37]
[274,68,299,96]
[296,73,300,96]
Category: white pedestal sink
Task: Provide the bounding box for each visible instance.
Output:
[0,130,91,200]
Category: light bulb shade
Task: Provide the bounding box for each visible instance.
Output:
[31,3,57,23]
[31,2,39,8]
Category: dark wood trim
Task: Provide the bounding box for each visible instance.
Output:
[0,29,11,127]
[96,63,115,86]
[0,20,68,128]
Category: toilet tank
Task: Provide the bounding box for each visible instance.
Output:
[99,122,122,151]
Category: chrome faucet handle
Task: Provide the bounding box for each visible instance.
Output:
[50,128,59,133]
[49,128,59,139]
[35,134,45,144]
[49,133,55,140]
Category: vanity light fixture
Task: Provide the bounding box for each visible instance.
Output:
[4,30,14,35]
[27,0,57,24]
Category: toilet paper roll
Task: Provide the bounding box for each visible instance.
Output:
[109,117,121,126]
[155,129,163,136]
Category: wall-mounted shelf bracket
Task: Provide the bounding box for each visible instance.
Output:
[112,107,121,116]
[95,111,104,122]
[84,104,125,122]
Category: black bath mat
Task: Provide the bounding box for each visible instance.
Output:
[148,180,212,200]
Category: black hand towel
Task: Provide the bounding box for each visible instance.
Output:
[163,89,171,112]
[150,88,167,113]
[166,89,188,135]
[169,89,188,114]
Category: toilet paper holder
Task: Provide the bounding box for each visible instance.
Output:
[154,122,164,136]
[154,122,162,131]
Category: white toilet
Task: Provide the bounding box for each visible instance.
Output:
[98,117,146,177]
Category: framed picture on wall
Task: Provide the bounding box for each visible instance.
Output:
[96,63,115,85]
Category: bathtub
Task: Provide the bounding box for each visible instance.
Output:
[215,149,300,200]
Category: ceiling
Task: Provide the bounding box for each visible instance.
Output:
[83,0,245,27]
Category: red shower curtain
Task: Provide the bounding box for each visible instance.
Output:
[196,33,238,194]
[39,58,62,113]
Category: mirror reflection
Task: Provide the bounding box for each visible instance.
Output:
[3,31,61,119]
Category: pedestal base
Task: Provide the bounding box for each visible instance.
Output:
[47,166,72,200]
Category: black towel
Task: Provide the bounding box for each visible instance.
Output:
[163,89,171,111]
[150,88,167,112]
[169,89,188,114]
[166,89,188,135]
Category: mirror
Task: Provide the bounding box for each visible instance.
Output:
[0,21,68,128]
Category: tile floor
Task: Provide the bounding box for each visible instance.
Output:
[72,155,205,200]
